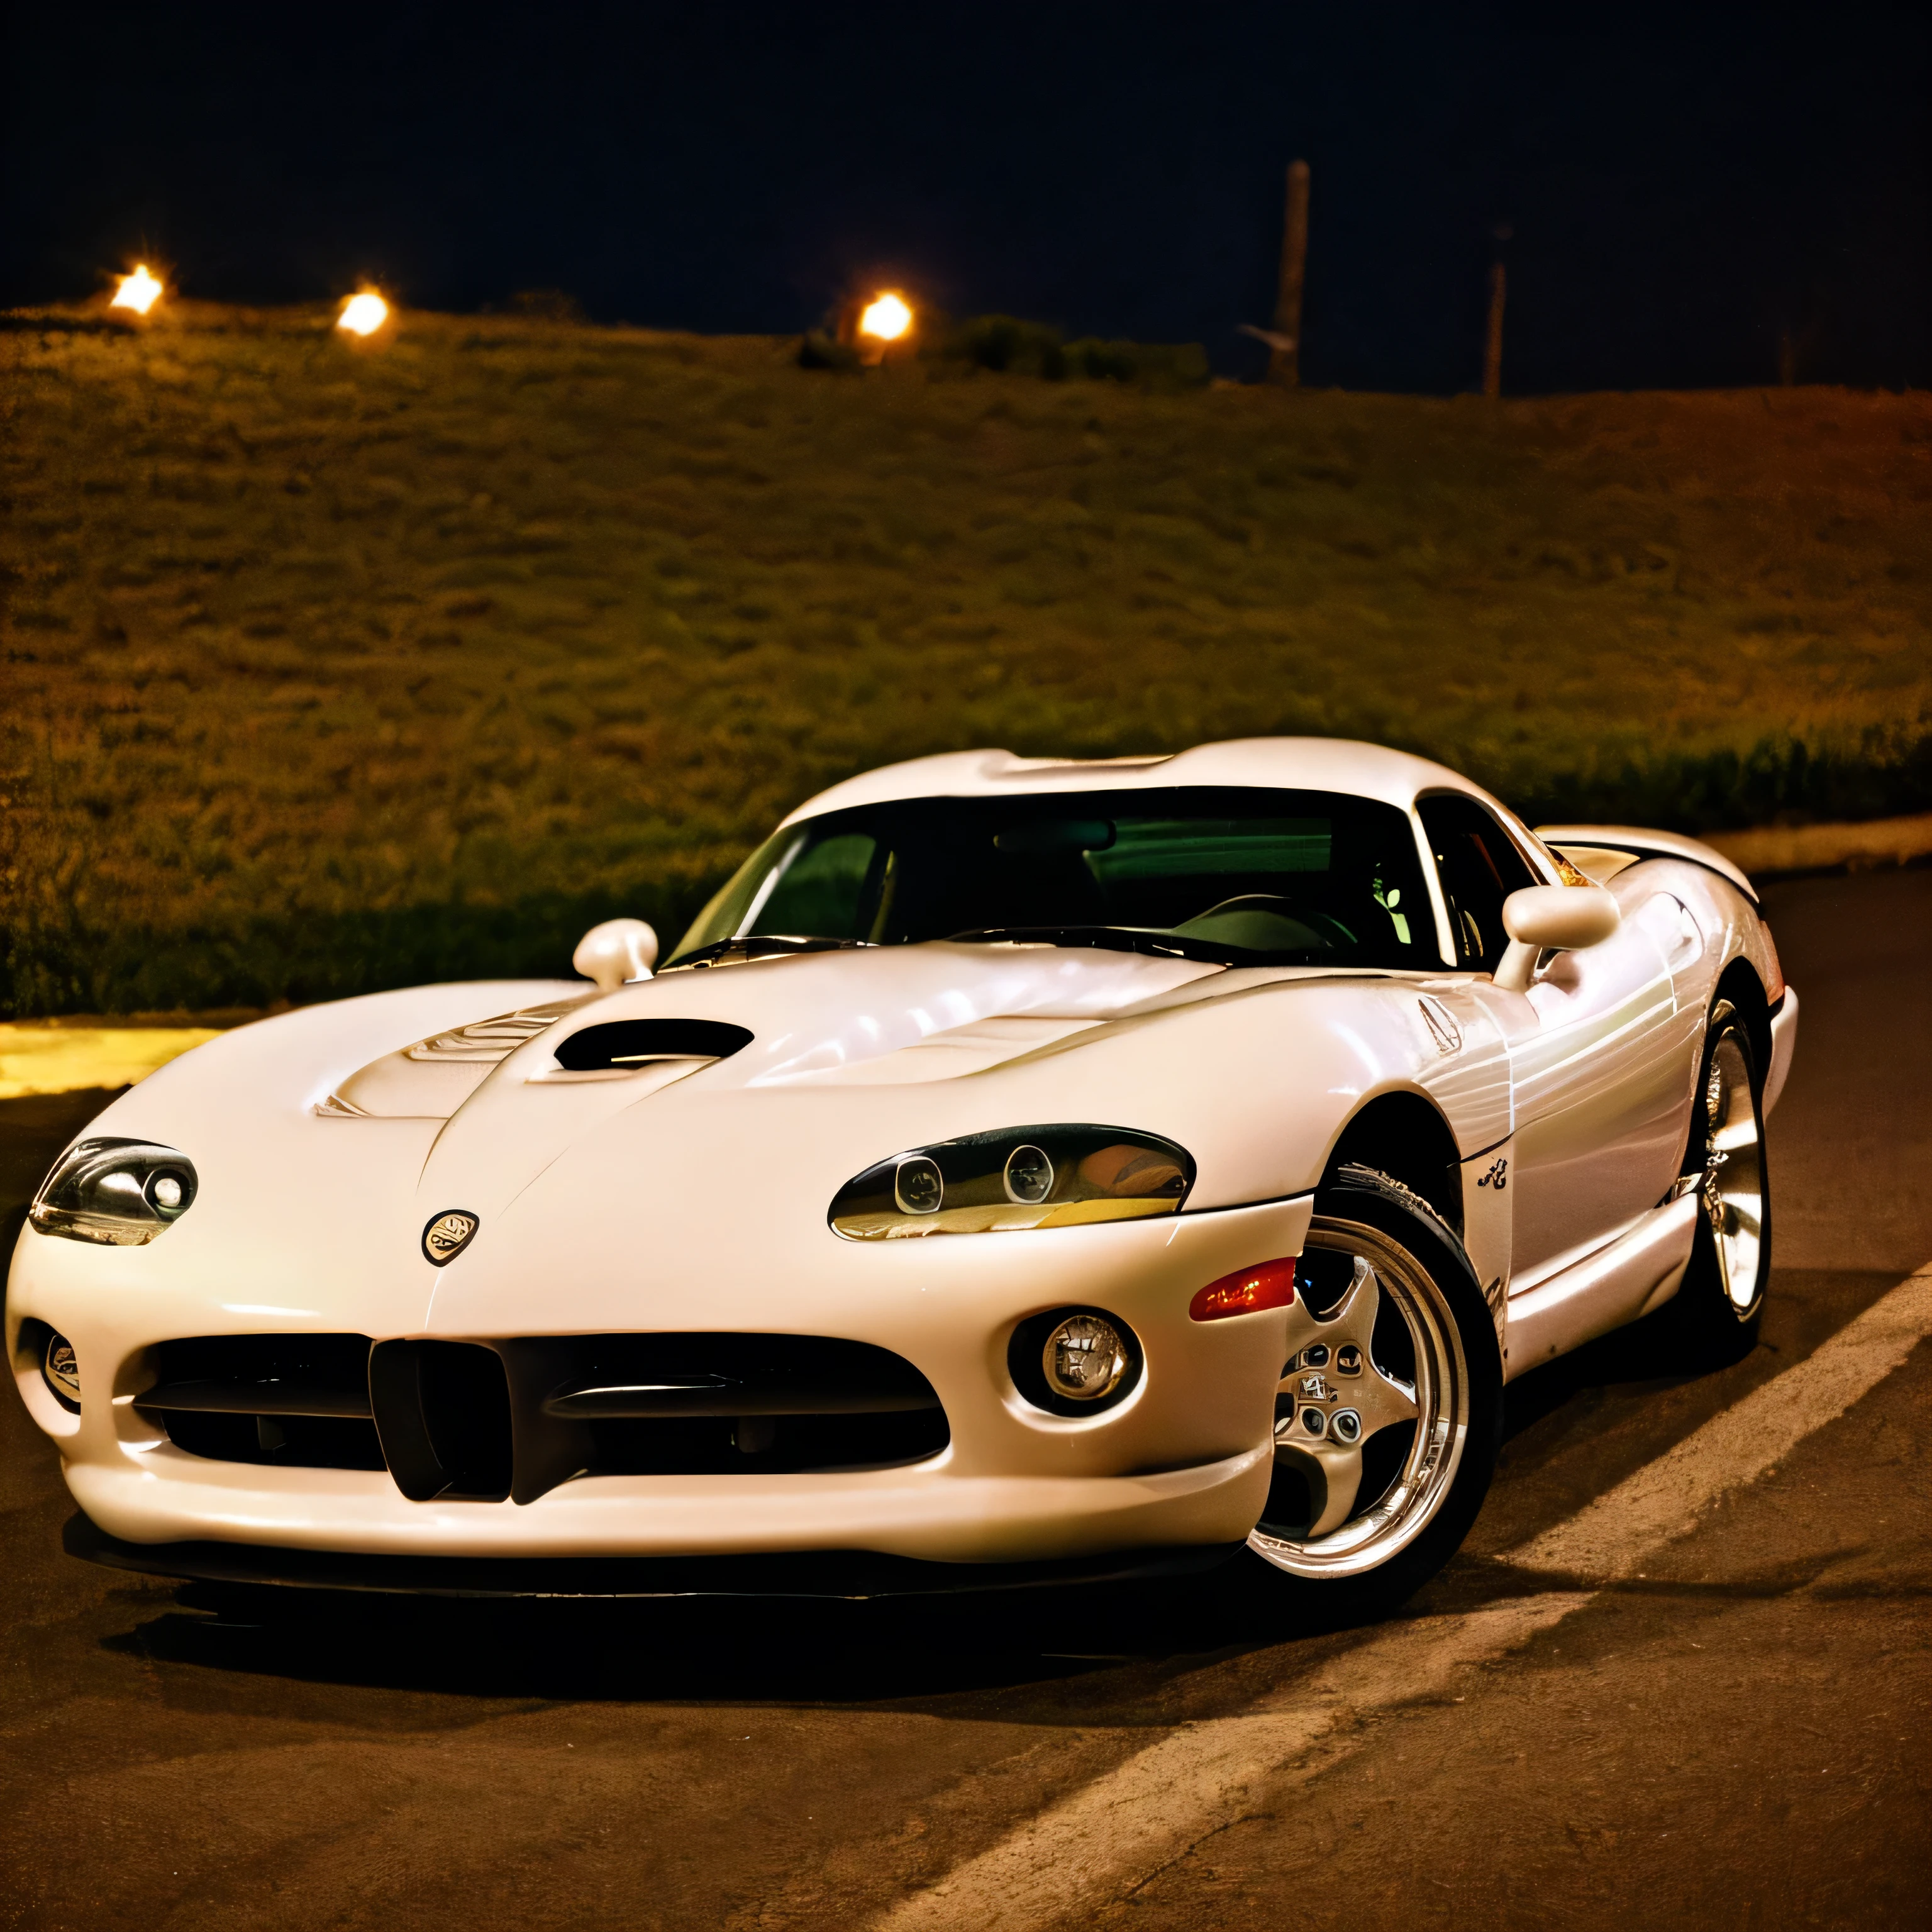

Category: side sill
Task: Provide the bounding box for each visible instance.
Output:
[1503,1194,1700,1382]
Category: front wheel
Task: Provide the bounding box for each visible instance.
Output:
[1241,1163,1502,1618]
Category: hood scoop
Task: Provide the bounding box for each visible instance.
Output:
[319,1002,752,1119]
[538,1019,755,1083]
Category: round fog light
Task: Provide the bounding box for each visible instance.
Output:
[1043,1313,1128,1402]
[42,1332,80,1411]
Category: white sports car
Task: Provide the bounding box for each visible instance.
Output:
[8,739,1795,1611]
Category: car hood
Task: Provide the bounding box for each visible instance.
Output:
[54,945,1447,1334]
[550,944,1223,1084]
[392,942,1217,1212]
[321,944,1223,1113]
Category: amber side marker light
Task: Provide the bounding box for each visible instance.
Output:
[1190,1258,1298,1321]
[111,265,164,315]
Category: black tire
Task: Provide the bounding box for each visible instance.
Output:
[1236,1163,1503,1621]
[1667,999,1771,1367]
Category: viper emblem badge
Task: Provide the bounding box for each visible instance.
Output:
[422,1210,480,1266]
[1477,1157,1509,1191]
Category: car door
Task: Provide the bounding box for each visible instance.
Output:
[1416,792,1687,1286]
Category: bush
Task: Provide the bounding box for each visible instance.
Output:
[930,316,1211,388]
[507,289,586,322]
[938,315,1068,377]
[1062,336,1211,391]
[798,330,863,372]
[3,311,1924,1016]
[1504,726,1932,835]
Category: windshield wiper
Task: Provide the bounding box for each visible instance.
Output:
[661,935,876,972]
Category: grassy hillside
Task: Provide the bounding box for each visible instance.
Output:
[3,303,1928,1014]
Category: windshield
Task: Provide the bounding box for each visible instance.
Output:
[667,787,1442,970]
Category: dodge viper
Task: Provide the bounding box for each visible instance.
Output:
[7,738,1796,1610]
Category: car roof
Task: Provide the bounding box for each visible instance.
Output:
[779,737,1500,826]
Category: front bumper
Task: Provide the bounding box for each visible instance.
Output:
[64,1513,1248,1599]
[10,1195,1310,1565]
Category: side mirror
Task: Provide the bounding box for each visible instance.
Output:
[1494,886,1620,992]
[573,918,658,991]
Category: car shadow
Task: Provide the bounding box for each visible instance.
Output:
[1499,1261,1893,1451]
[1498,1296,1701,1444]
[104,1558,1418,1713]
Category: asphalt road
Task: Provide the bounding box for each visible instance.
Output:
[2,867,1926,1932]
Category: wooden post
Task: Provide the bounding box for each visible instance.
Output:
[1271,159,1310,386]
[1482,261,1506,399]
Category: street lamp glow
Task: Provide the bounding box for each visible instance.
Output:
[858,292,913,342]
[337,291,390,336]
[111,265,163,316]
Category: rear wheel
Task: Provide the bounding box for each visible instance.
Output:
[1242,1164,1502,1618]
[1668,999,1770,1363]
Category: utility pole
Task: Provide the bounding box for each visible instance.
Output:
[1271,159,1310,386]
[1482,222,1511,399]
[1482,264,1506,397]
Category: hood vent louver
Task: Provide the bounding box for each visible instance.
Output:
[409,1000,596,1062]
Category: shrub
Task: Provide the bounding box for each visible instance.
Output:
[798,330,862,371]
[3,310,1924,1015]
[507,289,586,322]
[929,317,1210,388]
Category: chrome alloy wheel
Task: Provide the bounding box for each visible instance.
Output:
[1700,1030,1766,1318]
[1248,1219,1472,1580]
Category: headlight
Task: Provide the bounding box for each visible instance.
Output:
[830,1124,1192,1240]
[28,1138,199,1246]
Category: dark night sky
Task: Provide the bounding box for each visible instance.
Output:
[3,1,1926,391]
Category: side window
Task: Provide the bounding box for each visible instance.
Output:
[1416,796,1539,972]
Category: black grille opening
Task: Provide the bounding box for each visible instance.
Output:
[587,1406,950,1476]
[504,1333,948,1491]
[133,1331,948,1500]
[148,1331,373,1395]
[160,1411,389,1470]
[534,1332,938,1416]
[139,1334,383,1470]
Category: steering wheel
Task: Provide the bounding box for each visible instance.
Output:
[1170,894,1358,953]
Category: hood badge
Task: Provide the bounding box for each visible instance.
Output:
[422,1210,480,1266]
